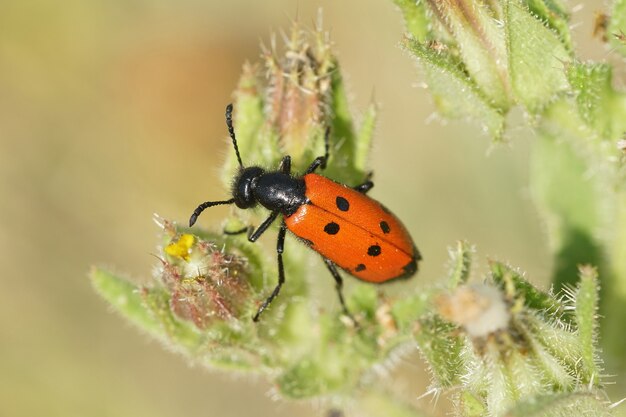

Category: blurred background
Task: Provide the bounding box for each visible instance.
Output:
[0,0,615,416]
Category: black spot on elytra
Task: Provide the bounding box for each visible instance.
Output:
[336,196,350,211]
[355,264,366,272]
[380,221,390,234]
[324,222,340,235]
[367,244,381,257]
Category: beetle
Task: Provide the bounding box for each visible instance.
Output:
[189,104,421,321]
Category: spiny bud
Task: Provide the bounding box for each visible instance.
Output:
[154,216,252,327]
[424,0,511,108]
[398,0,573,140]
[436,284,510,338]
[228,12,370,185]
[262,17,334,162]
[414,243,609,416]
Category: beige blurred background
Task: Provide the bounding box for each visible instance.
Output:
[0,1,612,416]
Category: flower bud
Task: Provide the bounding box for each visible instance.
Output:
[157,219,252,327]
[437,284,510,338]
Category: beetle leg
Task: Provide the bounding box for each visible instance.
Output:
[224,210,279,241]
[353,181,374,194]
[323,258,356,322]
[253,220,287,321]
[248,211,280,242]
[223,225,252,236]
[279,155,292,174]
[305,127,331,174]
[353,172,374,194]
[305,156,326,174]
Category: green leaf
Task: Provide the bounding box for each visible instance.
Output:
[524,313,582,379]
[605,192,626,369]
[415,316,464,387]
[276,314,367,398]
[505,349,545,399]
[403,38,505,140]
[355,101,377,174]
[324,63,368,185]
[574,266,600,385]
[90,268,163,338]
[505,0,571,113]
[459,391,487,417]
[525,0,572,51]
[529,132,604,289]
[519,320,575,388]
[91,268,209,357]
[483,341,515,415]
[346,284,379,320]
[446,240,473,288]
[430,0,510,107]
[358,389,435,417]
[505,391,611,417]
[490,261,564,316]
[391,291,431,332]
[566,62,626,141]
[202,345,261,371]
[393,0,431,42]
[609,0,626,57]
[141,287,206,354]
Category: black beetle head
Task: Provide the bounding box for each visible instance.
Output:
[232,166,265,209]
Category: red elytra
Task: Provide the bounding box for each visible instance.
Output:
[189,104,421,321]
[286,173,418,283]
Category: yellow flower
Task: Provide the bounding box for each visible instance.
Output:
[164,234,195,261]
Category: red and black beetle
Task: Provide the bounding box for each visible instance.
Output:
[189,104,421,321]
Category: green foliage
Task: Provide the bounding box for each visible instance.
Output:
[93,229,610,415]
[505,392,612,417]
[91,22,423,408]
[433,258,607,415]
[226,26,371,187]
[414,315,464,388]
[392,0,430,42]
[505,1,571,113]
[574,266,601,385]
[402,38,505,139]
[566,63,626,141]
[397,0,582,139]
[90,221,428,402]
[395,0,626,383]
[91,3,626,416]
[91,268,164,339]
[610,0,626,56]
[490,261,565,317]
[388,0,626,414]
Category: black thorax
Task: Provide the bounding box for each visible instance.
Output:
[232,167,307,216]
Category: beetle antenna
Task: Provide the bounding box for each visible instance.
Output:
[189,198,235,227]
[225,104,244,168]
